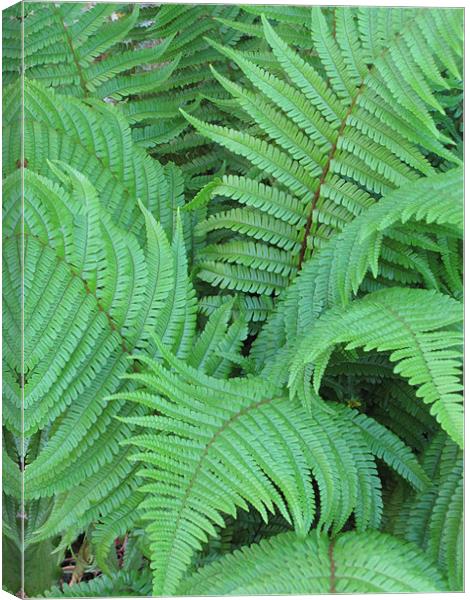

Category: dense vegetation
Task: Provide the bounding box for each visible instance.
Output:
[2,2,463,596]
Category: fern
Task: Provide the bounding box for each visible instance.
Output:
[42,569,152,598]
[3,495,61,596]
[289,287,463,447]
[6,3,175,99]
[3,4,463,596]
[118,339,429,594]
[251,167,462,378]
[2,157,197,549]
[386,432,463,590]
[183,7,462,309]
[4,79,187,236]
[178,529,446,594]
[5,2,262,191]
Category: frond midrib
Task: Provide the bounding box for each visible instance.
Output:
[156,394,277,592]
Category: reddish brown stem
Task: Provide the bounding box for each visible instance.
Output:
[297,85,364,270]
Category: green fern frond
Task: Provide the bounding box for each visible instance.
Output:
[312,167,462,307]
[183,6,462,303]
[2,5,463,595]
[12,3,174,100]
[3,163,197,545]
[2,493,61,595]
[289,287,463,447]
[198,294,274,336]
[178,529,446,594]
[118,346,315,594]
[42,569,151,598]
[118,337,428,594]
[92,490,145,575]
[370,380,439,452]
[3,79,171,235]
[388,432,463,590]
[104,3,263,184]
[252,168,462,381]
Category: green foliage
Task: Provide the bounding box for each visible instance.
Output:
[42,569,152,598]
[3,153,197,546]
[386,432,463,590]
[6,3,174,98]
[183,7,462,312]
[3,81,201,592]
[178,529,446,594]
[3,496,61,596]
[116,339,428,594]
[2,4,462,597]
[289,287,463,447]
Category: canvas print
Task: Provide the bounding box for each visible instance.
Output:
[2,1,463,597]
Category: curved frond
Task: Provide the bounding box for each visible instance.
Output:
[178,529,446,594]
[119,339,428,594]
[289,287,463,447]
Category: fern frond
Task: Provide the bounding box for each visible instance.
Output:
[252,168,462,382]
[183,6,461,303]
[3,164,197,541]
[2,5,463,595]
[178,529,446,594]
[289,287,463,447]
[92,490,145,575]
[16,3,174,100]
[313,167,463,307]
[199,294,274,330]
[389,432,463,590]
[182,111,315,197]
[5,80,171,235]
[119,349,315,594]
[119,337,427,594]
[109,3,263,184]
[42,569,151,598]
[3,495,61,596]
